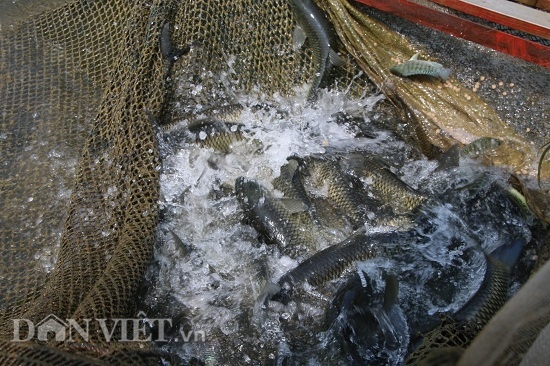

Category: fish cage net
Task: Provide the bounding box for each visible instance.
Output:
[0,0,548,364]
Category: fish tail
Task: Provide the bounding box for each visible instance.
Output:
[489,237,525,269]
[438,68,451,80]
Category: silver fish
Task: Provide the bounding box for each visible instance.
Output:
[390,53,451,80]
[289,0,344,102]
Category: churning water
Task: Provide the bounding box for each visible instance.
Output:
[145,88,532,365]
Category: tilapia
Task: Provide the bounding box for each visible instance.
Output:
[271,229,409,304]
[188,119,262,154]
[235,177,315,258]
[405,237,525,365]
[460,137,502,158]
[289,0,344,103]
[305,156,367,228]
[390,53,451,80]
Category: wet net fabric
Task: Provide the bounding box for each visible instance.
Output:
[0,0,548,364]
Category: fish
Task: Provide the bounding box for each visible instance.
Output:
[405,237,525,365]
[304,156,367,228]
[326,271,408,364]
[272,157,318,223]
[198,103,246,123]
[460,137,502,158]
[538,141,550,188]
[272,158,312,206]
[160,22,193,61]
[188,119,262,154]
[454,237,524,325]
[347,154,428,215]
[390,53,451,80]
[235,177,315,258]
[288,0,344,103]
[270,229,409,304]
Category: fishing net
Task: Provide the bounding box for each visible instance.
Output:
[0,0,548,364]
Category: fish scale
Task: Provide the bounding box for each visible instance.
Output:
[235,177,315,258]
[274,230,410,304]
[307,157,366,228]
[361,156,427,215]
[405,238,524,365]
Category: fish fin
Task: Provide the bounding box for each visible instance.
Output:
[382,273,399,312]
[438,67,452,80]
[279,159,299,177]
[410,52,420,61]
[435,144,460,172]
[329,49,345,67]
[253,282,282,315]
[489,238,525,269]
[292,25,306,52]
[278,198,308,213]
[169,230,193,256]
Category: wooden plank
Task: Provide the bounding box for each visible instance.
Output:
[353,0,550,68]
[430,0,550,39]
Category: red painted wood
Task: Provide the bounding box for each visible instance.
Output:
[430,0,550,39]
[352,0,550,68]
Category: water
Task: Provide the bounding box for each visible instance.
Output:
[145,88,532,364]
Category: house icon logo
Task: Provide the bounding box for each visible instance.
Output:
[35,314,68,341]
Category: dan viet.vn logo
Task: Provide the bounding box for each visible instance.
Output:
[12,312,205,343]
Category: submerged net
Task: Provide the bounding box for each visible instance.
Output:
[0,0,548,364]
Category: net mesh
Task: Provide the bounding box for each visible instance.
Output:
[0,0,548,364]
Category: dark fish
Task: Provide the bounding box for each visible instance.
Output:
[305,156,367,228]
[390,53,451,80]
[289,0,344,103]
[160,22,192,61]
[272,158,311,205]
[538,141,549,188]
[273,157,318,223]
[271,229,408,304]
[349,155,427,215]
[235,177,314,258]
[405,238,525,365]
[454,238,524,325]
[327,271,408,364]
[188,119,261,154]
